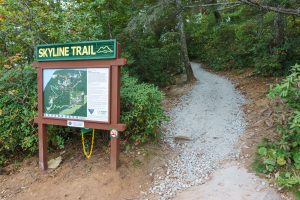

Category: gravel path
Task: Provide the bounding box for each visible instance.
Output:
[149,62,246,199]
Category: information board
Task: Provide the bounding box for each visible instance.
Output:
[34,40,126,171]
[43,67,110,122]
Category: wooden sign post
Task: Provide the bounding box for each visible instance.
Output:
[33,40,127,170]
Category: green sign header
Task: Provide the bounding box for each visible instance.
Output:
[36,40,117,61]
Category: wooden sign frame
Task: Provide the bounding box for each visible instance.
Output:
[33,43,126,170]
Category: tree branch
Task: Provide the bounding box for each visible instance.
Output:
[239,0,300,16]
[184,2,241,9]
[183,0,300,16]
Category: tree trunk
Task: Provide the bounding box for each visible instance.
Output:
[209,0,222,24]
[256,10,264,38]
[176,0,196,83]
[108,2,113,39]
[273,12,285,47]
[213,10,222,24]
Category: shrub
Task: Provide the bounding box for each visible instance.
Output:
[120,71,167,144]
[255,64,300,189]
[0,66,73,165]
[0,66,38,165]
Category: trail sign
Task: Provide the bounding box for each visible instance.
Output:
[36,40,117,61]
[33,40,126,171]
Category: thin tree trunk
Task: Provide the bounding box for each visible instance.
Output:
[209,0,222,24]
[273,12,285,47]
[108,22,113,39]
[176,0,196,83]
[256,9,264,38]
[108,2,113,39]
[213,10,222,24]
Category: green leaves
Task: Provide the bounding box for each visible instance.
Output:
[0,66,73,166]
[0,66,38,164]
[277,156,287,166]
[255,64,300,191]
[276,172,300,188]
[258,147,267,156]
[120,71,167,145]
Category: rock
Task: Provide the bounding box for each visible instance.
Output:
[174,135,192,141]
[48,156,62,169]
[255,183,267,192]
[0,168,9,175]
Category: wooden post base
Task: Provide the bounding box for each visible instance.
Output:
[110,137,120,170]
[38,123,48,170]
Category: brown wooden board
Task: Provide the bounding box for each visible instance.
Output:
[33,42,126,170]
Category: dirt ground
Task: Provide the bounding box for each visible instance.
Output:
[0,76,191,200]
[0,139,170,200]
[0,66,289,200]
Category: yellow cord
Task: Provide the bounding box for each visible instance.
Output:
[81,129,95,159]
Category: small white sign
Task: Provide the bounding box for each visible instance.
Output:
[110,129,119,138]
[67,120,84,128]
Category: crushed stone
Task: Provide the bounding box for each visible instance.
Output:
[149,63,246,199]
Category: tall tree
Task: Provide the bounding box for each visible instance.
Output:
[176,0,196,82]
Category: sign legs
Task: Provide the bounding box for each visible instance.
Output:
[110,64,121,170]
[110,137,120,170]
[38,123,48,170]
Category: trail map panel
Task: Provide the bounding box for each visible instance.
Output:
[43,68,109,122]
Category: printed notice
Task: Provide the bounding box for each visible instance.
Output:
[87,68,109,122]
[43,68,109,122]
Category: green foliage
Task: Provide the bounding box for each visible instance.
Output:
[276,172,300,188]
[0,66,71,165]
[1,0,182,86]
[255,64,300,189]
[187,6,300,75]
[268,64,300,109]
[0,66,38,163]
[124,30,183,86]
[120,71,167,145]
[256,143,288,173]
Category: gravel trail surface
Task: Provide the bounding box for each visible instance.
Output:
[149,62,246,199]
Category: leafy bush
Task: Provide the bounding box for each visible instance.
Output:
[255,64,300,188]
[0,66,69,165]
[0,66,38,165]
[121,71,167,144]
